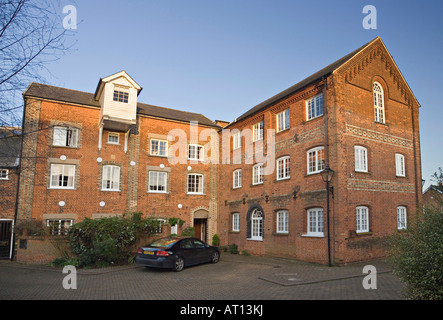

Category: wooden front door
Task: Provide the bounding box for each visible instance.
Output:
[193,219,207,243]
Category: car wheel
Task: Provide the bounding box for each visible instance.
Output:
[210,251,220,264]
[174,257,184,272]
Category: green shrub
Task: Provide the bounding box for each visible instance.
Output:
[67,213,167,267]
[389,208,443,300]
[181,227,195,237]
[212,234,220,246]
[228,243,239,254]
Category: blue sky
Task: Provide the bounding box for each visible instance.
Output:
[39,0,442,188]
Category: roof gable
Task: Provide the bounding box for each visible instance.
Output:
[229,37,419,126]
[334,37,420,108]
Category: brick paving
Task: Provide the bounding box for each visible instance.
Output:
[0,253,405,300]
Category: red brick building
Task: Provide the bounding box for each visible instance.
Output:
[0,127,21,259]
[12,37,423,264]
[218,37,422,264]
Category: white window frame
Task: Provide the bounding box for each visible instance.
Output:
[187,173,204,194]
[232,131,241,150]
[113,86,129,103]
[395,153,405,177]
[107,132,119,144]
[50,164,75,189]
[253,121,264,142]
[307,146,325,174]
[150,139,168,157]
[188,144,204,161]
[397,206,407,230]
[276,210,289,234]
[373,82,385,123]
[250,208,263,241]
[306,93,323,121]
[148,171,168,193]
[252,163,264,185]
[53,126,78,147]
[356,206,369,233]
[101,165,121,191]
[233,169,242,189]
[276,156,290,180]
[307,208,324,237]
[276,109,290,132]
[0,169,9,180]
[232,213,240,232]
[354,146,368,172]
[46,219,73,236]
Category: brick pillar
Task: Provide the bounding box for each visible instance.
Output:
[16,98,42,221]
[126,121,140,213]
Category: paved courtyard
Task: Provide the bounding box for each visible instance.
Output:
[0,253,405,300]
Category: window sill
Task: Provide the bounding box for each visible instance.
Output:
[51,145,79,149]
[149,154,168,158]
[301,233,324,238]
[250,183,264,187]
[247,238,263,242]
[273,232,289,236]
[276,128,290,134]
[148,191,169,194]
[186,193,205,196]
[356,231,372,236]
[303,114,324,124]
[305,171,322,177]
[275,177,290,182]
[101,189,121,192]
[49,187,75,190]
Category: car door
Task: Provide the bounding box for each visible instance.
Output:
[179,239,196,266]
[192,239,208,264]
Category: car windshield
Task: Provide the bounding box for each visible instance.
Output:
[149,238,179,248]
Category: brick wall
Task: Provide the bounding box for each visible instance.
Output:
[218,39,422,265]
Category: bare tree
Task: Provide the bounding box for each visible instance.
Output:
[0,0,73,127]
[430,167,443,192]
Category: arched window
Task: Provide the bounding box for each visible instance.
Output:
[250,208,263,240]
[373,82,385,123]
[397,206,407,230]
[354,146,368,172]
[356,206,369,233]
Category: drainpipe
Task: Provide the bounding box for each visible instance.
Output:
[11,97,27,261]
[323,76,332,267]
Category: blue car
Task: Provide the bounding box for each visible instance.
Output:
[136,237,220,272]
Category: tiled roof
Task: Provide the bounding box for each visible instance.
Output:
[0,127,21,168]
[23,83,219,128]
[230,37,380,125]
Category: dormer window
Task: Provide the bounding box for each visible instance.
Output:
[113,86,129,103]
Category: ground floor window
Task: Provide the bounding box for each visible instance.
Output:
[356,206,369,233]
[397,206,407,230]
[276,210,289,233]
[307,208,323,236]
[250,208,263,240]
[232,213,240,232]
[46,219,73,236]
